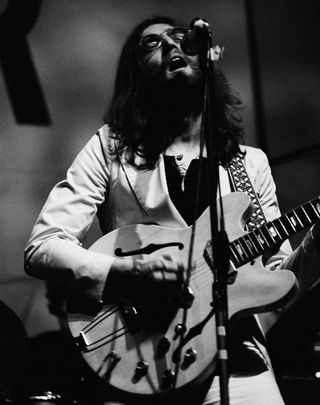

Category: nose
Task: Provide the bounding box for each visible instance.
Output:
[161,32,180,50]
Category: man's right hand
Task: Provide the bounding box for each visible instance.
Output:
[104,254,187,304]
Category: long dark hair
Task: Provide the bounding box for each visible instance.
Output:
[104,16,244,169]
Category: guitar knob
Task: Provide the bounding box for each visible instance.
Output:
[120,304,140,334]
[107,351,122,365]
[162,369,176,387]
[182,348,197,368]
[174,323,186,337]
[157,337,171,357]
[178,286,194,308]
[103,351,121,380]
[133,360,149,382]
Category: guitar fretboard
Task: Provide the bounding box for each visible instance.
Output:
[229,196,320,268]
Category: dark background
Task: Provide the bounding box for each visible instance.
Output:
[0,0,320,401]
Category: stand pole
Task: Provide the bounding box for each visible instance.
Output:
[201,25,231,405]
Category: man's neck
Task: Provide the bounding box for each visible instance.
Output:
[165,113,204,157]
[176,113,201,141]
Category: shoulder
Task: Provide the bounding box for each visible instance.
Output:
[95,124,116,150]
[81,124,119,163]
[237,145,274,191]
[70,124,118,175]
[240,145,269,170]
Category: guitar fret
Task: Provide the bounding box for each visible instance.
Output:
[296,206,312,226]
[274,218,289,238]
[229,242,242,264]
[266,223,279,239]
[239,238,252,257]
[268,220,282,240]
[281,214,296,236]
[302,206,311,222]
[231,233,265,267]
[260,225,276,246]
[242,234,258,256]
[249,232,263,252]
[227,195,320,269]
[233,240,248,261]
[287,210,303,230]
[208,195,320,270]
[267,220,284,241]
[304,201,320,222]
[312,201,320,217]
[253,228,269,249]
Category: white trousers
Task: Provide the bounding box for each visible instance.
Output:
[203,370,285,405]
[102,370,285,405]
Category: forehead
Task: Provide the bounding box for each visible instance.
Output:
[140,23,173,38]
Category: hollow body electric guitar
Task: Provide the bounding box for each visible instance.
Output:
[68,192,320,399]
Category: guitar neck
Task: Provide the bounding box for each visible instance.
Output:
[229,196,320,268]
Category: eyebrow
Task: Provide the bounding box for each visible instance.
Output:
[141,26,174,38]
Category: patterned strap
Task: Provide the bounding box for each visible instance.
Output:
[228,154,266,231]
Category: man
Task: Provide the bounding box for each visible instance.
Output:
[24,16,320,405]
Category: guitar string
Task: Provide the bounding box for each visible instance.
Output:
[81,305,119,333]
[83,330,128,353]
[75,197,320,388]
[84,326,128,347]
[79,196,320,369]
[83,197,320,352]
[79,265,212,351]
[82,199,320,336]
[85,200,320,378]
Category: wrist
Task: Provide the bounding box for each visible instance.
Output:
[101,258,132,303]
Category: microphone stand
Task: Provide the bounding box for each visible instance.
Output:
[200,25,231,405]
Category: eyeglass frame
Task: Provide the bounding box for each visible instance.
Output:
[137,26,189,53]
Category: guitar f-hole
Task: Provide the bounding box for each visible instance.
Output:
[114,242,184,257]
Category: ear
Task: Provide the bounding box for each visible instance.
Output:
[212,45,224,61]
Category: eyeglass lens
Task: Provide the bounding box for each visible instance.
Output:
[140,27,188,51]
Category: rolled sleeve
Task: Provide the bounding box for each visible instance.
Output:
[24,127,115,301]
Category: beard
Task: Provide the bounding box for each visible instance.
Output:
[142,65,204,138]
[155,64,203,110]
[130,59,205,163]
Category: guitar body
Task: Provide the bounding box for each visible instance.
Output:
[68,192,297,398]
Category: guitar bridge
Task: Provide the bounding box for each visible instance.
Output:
[74,330,90,351]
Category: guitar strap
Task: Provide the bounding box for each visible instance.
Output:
[227,154,272,367]
[228,153,267,231]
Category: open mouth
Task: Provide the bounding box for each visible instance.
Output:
[169,55,187,72]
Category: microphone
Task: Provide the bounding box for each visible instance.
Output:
[180,18,210,56]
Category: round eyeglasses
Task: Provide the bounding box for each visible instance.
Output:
[138,27,189,53]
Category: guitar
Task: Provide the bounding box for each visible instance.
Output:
[67,192,320,399]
